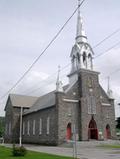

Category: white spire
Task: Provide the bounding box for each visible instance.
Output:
[56,66,64,92]
[69,0,93,79]
[76,0,87,43]
[107,76,113,99]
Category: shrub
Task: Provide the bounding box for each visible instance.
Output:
[12,144,27,156]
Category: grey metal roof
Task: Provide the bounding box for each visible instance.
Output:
[24,91,56,115]
[9,94,38,108]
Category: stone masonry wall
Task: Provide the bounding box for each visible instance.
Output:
[22,106,58,145]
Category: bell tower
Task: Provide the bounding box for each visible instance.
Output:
[69,0,94,85]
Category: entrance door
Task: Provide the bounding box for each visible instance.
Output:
[66,123,72,140]
[88,116,98,140]
[106,124,111,139]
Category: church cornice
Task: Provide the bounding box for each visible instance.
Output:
[68,68,100,77]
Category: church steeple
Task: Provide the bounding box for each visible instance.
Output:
[76,0,87,43]
[69,0,94,76]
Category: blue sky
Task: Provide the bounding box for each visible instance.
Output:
[0,0,120,117]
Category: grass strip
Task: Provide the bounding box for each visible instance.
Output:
[0,146,73,159]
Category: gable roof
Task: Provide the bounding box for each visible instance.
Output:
[23,84,69,115]
[24,91,56,115]
[9,94,38,108]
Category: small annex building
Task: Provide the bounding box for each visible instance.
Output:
[4,0,116,145]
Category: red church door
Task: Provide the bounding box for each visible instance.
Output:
[88,116,98,140]
[66,123,72,140]
[106,124,111,139]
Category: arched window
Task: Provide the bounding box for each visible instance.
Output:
[88,53,92,59]
[88,53,93,69]
[77,53,80,63]
[83,52,86,62]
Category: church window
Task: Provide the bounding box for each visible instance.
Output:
[77,53,80,63]
[23,122,25,135]
[87,96,96,114]
[8,122,11,135]
[33,120,36,135]
[91,96,96,114]
[87,96,92,114]
[83,52,86,63]
[47,117,50,135]
[27,121,30,135]
[88,53,92,59]
[39,118,42,135]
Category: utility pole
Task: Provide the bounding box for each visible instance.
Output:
[19,106,23,147]
[63,98,79,159]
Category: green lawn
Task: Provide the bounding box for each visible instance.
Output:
[0,146,73,159]
[99,144,120,149]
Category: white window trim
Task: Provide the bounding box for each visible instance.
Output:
[9,122,11,135]
[47,117,50,135]
[27,121,30,135]
[33,120,36,135]
[39,118,42,135]
[22,122,25,135]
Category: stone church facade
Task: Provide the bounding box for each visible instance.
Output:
[4,0,116,145]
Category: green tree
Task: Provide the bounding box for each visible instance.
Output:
[116,117,120,129]
[0,117,5,137]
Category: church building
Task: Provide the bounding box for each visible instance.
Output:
[4,0,116,145]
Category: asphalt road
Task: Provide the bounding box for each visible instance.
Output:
[2,140,120,159]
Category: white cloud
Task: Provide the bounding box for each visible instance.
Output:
[94,47,120,117]
[0,0,120,118]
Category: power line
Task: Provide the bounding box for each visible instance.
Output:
[17,37,120,96]
[22,63,70,95]
[26,42,120,95]
[0,0,85,100]
[94,41,120,58]
[1,0,120,100]
[18,41,120,96]
[21,27,120,95]
[93,28,120,49]
[27,72,68,96]
[109,68,120,77]
[20,63,70,95]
